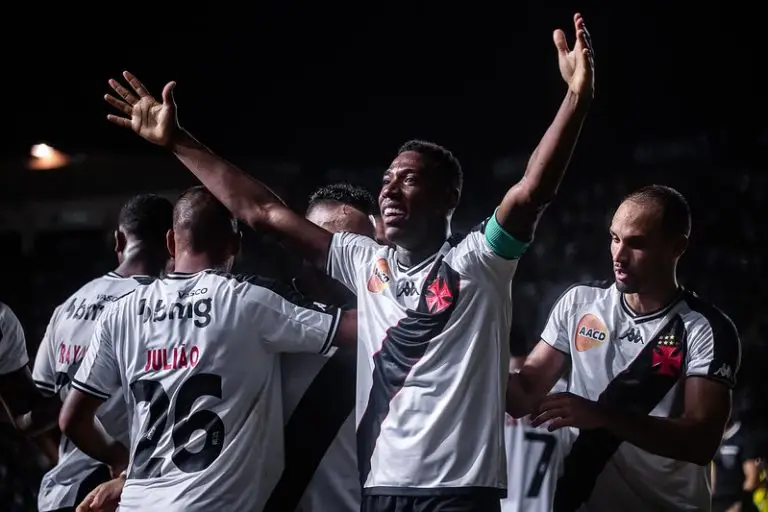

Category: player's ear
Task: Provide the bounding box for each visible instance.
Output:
[675,235,689,257]
[166,229,176,258]
[114,229,126,254]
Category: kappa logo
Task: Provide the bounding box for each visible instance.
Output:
[574,314,609,352]
[366,258,393,293]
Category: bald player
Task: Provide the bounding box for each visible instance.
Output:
[267,183,376,512]
[62,186,357,511]
[507,185,741,510]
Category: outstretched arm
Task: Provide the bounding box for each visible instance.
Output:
[496,13,595,243]
[104,72,332,270]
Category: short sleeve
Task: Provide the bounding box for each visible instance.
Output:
[685,309,741,389]
[241,276,343,355]
[32,308,61,395]
[325,231,381,292]
[451,226,520,282]
[72,308,121,400]
[0,303,29,375]
[540,287,576,355]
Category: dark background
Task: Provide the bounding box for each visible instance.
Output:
[1,5,765,508]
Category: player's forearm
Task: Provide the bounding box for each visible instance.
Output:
[171,130,286,226]
[506,372,541,418]
[171,130,331,268]
[498,91,590,239]
[598,407,720,466]
[60,415,128,472]
[520,91,590,204]
[14,395,62,437]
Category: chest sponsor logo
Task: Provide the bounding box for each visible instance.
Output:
[366,258,393,293]
[574,313,609,352]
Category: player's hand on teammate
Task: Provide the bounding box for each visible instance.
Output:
[531,392,604,431]
[75,474,125,512]
[554,13,595,99]
[105,71,180,147]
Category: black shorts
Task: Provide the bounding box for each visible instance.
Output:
[47,464,111,512]
[361,494,501,512]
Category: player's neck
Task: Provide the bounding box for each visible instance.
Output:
[115,250,165,278]
[623,280,681,316]
[172,253,223,275]
[395,226,447,268]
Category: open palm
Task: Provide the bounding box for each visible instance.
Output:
[105,71,179,147]
[554,13,595,98]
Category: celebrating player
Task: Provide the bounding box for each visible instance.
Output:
[103,13,593,511]
[29,194,173,512]
[266,183,376,512]
[506,185,742,510]
[60,187,357,511]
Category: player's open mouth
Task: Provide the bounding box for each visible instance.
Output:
[382,207,407,223]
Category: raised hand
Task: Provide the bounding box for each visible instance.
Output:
[554,13,595,99]
[105,71,179,147]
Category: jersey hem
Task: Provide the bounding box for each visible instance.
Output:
[363,485,506,498]
[71,379,111,401]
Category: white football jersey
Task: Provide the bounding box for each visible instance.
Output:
[541,282,741,511]
[501,379,572,512]
[265,347,359,512]
[33,272,146,511]
[0,302,28,375]
[326,223,519,495]
[73,269,342,511]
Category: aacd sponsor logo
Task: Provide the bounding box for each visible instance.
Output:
[574,313,609,352]
[367,258,392,293]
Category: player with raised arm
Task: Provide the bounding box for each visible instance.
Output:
[265,183,376,512]
[501,327,571,512]
[506,185,742,511]
[102,13,593,511]
[29,194,172,512]
[60,186,357,512]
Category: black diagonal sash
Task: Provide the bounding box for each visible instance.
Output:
[553,315,688,512]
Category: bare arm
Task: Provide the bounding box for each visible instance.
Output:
[507,341,568,418]
[331,309,358,349]
[496,13,594,242]
[171,131,333,269]
[59,389,128,475]
[744,459,760,491]
[0,367,47,430]
[596,377,730,465]
[104,72,332,270]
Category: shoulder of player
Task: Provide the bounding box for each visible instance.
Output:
[203,269,309,305]
[0,301,19,329]
[679,290,740,342]
[557,280,614,307]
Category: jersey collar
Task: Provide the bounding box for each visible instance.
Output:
[619,287,685,324]
[396,254,437,276]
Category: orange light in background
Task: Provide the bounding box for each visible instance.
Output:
[28,143,71,170]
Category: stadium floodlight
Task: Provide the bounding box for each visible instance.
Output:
[28,142,71,170]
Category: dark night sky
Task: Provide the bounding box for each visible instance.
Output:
[5,4,761,168]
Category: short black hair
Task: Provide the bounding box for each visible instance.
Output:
[118,194,173,243]
[173,186,237,252]
[624,185,691,238]
[398,140,463,196]
[307,183,377,216]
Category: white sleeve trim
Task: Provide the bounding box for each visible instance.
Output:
[319,309,342,355]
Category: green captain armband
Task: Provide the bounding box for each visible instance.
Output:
[484,209,530,260]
